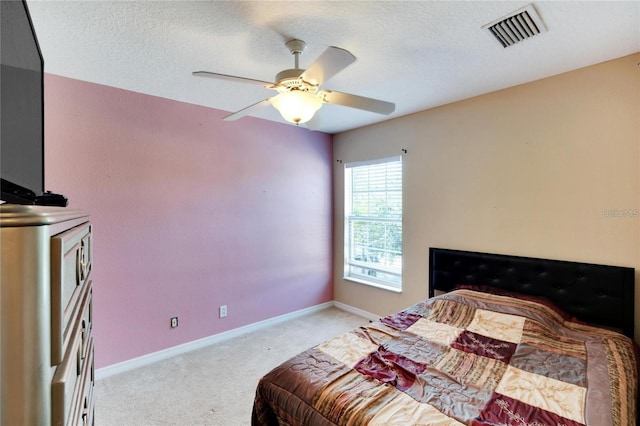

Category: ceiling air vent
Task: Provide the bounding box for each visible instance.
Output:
[482,4,547,48]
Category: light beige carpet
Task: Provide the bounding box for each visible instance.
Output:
[95,307,370,425]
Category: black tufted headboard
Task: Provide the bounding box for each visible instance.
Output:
[429,247,635,338]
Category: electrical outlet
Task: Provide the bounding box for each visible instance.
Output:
[219,305,227,318]
[170,316,178,328]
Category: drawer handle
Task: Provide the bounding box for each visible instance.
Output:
[81,319,87,359]
[82,395,91,426]
[78,240,88,281]
[76,250,82,285]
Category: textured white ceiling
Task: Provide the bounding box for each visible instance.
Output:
[27,1,640,134]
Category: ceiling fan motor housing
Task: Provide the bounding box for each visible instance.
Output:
[275,69,317,93]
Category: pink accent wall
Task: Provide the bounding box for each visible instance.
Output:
[44,74,334,368]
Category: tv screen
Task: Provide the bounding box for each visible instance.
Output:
[1,0,44,203]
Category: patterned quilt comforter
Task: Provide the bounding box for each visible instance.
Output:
[252,289,637,426]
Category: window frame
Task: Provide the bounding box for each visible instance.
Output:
[343,155,403,292]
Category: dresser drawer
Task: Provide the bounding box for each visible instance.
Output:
[80,285,93,361]
[75,342,95,426]
[51,284,93,426]
[61,338,94,426]
[51,222,92,365]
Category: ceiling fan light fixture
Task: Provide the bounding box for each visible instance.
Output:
[272,90,323,124]
[194,39,394,125]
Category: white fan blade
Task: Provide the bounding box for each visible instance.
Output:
[319,90,395,115]
[223,98,273,121]
[300,47,356,86]
[193,71,274,88]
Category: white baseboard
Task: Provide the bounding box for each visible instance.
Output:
[95,300,378,380]
[96,301,334,380]
[333,301,380,321]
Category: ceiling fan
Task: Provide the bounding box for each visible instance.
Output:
[193,39,395,126]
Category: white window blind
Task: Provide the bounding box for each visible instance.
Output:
[344,156,402,290]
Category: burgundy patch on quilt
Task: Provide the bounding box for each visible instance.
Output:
[451,330,517,363]
[354,348,427,391]
[380,311,422,330]
[473,392,585,426]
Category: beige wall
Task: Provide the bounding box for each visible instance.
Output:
[333,53,640,340]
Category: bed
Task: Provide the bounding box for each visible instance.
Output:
[252,248,637,425]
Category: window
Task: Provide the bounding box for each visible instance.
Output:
[344,156,402,290]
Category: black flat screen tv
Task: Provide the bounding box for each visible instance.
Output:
[1,0,44,204]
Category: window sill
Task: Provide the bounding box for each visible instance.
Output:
[343,276,402,293]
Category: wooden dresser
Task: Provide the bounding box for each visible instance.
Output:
[0,205,94,426]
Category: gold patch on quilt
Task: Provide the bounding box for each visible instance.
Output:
[496,365,586,424]
[521,320,586,360]
[369,390,465,426]
[312,370,396,425]
[603,337,637,426]
[316,332,378,368]
[427,299,476,328]
[352,322,401,346]
[432,347,507,391]
[466,309,525,344]
[406,318,463,346]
